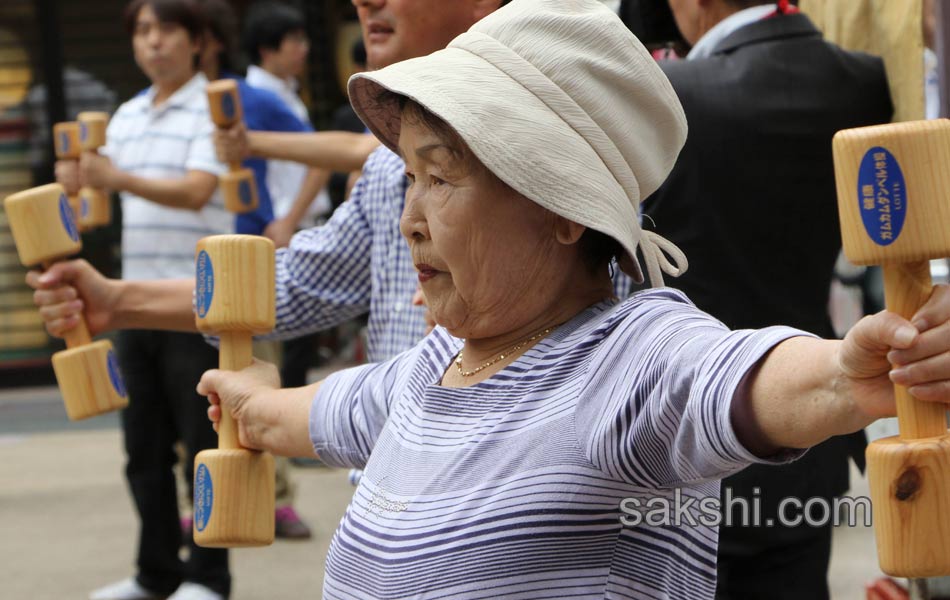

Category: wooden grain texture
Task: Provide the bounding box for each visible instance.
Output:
[833,120,950,265]
[4,183,129,420]
[206,79,258,213]
[219,169,259,214]
[78,186,111,227]
[867,436,950,577]
[77,111,108,151]
[4,184,81,268]
[206,79,243,127]
[51,340,129,420]
[835,119,950,577]
[52,121,81,160]
[193,234,276,548]
[77,111,111,228]
[883,263,948,439]
[194,235,276,335]
[192,449,275,548]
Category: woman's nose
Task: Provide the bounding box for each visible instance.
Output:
[400,193,430,242]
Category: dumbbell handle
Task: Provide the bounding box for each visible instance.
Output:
[883,260,947,439]
[42,261,93,349]
[217,330,252,450]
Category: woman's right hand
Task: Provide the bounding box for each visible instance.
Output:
[25,259,119,337]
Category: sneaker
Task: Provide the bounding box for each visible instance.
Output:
[275,505,312,540]
[167,583,224,600]
[89,577,165,600]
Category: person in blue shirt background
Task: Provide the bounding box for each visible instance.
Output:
[197,0,313,239]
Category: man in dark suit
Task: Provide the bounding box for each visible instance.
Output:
[644,1,893,598]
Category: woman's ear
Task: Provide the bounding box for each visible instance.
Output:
[553,217,585,246]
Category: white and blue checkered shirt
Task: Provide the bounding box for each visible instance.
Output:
[267,146,633,363]
[268,147,425,362]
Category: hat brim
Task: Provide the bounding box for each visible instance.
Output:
[348,49,647,284]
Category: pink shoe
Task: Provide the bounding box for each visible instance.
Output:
[275,505,312,540]
[180,516,192,541]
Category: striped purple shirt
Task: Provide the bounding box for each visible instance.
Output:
[310,289,807,599]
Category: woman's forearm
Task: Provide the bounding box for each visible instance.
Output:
[735,337,867,453]
[245,382,322,458]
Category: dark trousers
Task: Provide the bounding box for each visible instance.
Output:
[716,521,832,600]
[713,435,861,600]
[117,330,229,597]
[280,333,318,388]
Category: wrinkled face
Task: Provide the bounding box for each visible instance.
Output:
[131,4,199,85]
[265,29,310,78]
[353,0,489,69]
[397,107,567,338]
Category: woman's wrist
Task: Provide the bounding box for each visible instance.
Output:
[830,342,878,435]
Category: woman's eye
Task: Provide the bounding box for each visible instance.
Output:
[431,176,445,186]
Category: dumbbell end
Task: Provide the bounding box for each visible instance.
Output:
[52,340,129,420]
[220,169,259,214]
[193,449,275,547]
[867,434,950,577]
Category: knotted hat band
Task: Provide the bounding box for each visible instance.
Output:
[451,32,687,286]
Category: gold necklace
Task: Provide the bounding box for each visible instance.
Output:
[454,325,557,377]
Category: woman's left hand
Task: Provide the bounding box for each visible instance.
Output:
[196,359,281,449]
[837,284,950,423]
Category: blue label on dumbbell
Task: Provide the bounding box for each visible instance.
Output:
[81,194,90,219]
[857,146,906,246]
[221,92,236,120]
[238,180,253,206]
[106,350,127,397]
[79,121,88,142]
[58,131,70,153]
[194,463,213,532]
[195,250,215,318]
[59,193,79,242]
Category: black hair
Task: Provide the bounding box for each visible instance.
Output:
[123,0,205,41]
[198,0,239,73]
[242,1,306,65]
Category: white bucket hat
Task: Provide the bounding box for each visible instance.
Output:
[348,0,688,286]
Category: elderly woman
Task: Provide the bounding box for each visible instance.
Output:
[198,1,950,598]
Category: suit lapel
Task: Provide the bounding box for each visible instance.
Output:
[712,13,821,56]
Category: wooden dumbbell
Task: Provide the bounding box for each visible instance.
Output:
[193,234,275,547]
[77,111,112,229]
[205,79,259,214]
[833,119,950,577]
[3,183,129,420]
[52,121,85,230]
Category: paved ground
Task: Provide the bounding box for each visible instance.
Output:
[0,384,893,599]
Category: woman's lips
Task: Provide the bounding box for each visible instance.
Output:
[416,263,440,283]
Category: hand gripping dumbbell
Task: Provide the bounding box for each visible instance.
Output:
[193,234,275,547]
[77,111,112,229]
[833,119,950,577]
[52,121,85,229]
[3,183,129,419]
[205,80,258,214]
